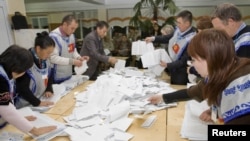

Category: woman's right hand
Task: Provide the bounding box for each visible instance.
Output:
[147,94,163,105]
[29,126,57,136]
[199,109,214,123]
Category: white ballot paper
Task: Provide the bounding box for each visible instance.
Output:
[132,41,154,55]
[115,59,126,70]
[18,107,66,141]
[107,101,130,122]
[141,49,172,68]
[74,60,88,75]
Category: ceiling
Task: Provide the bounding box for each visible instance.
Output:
[24,0,250,13]
[24,0,105,5]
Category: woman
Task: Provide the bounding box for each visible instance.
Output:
[148,29,250,124]
[15,31,55,109]
[0,45,56,135]
[187,15,213,80]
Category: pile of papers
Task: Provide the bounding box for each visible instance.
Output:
[131,40,172,76]
[18,107,66,141]
[63,68,177,141]
[0,131,24,141]
[31,75,89,112]
[180,100,213,141]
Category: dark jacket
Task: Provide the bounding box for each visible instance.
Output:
[80,31,109,80]
[234,25,250,58]
[154,27,197,85]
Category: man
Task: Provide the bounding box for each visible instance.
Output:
[49,14,89,84]
[199,3,250,123]
[80,21,117,80]
[211,3,250,58]
[145,10,196,85]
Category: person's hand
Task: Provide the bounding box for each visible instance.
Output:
[147,94,163,105]
[79,56,89,61]
[108,57,118,65]
[187,66,191,74]
[160,60,167,68]
[39,101,54,107]
[74,59,83,67]
[199,109,214,123]
[25,116,36,121]
[44,91,53,98]
[29,126,57,136]
[145,37,153,43]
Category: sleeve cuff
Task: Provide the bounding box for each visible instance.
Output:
[69,58,74,65]
[151,36,155,41]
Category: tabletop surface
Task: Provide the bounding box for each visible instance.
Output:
[0,72,189,141]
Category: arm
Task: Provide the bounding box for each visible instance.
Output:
[148,89,190,104]
[162,89,190,103]
[0,76,56,136]
[0,103,33,132]
[73,48,81,59]
[167,49,189,70]
[45,69,54,93]
[153,33,174,44]
[49,45,73,66]
[148,80,205,104]
[0,103,57,136]
[0,76,33,132]
[16,73,41,106]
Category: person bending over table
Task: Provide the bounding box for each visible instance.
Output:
[148,29,250,124]
[15,31,55,109]
[0,45,56,136]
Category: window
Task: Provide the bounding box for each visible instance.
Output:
[31,16,49,29]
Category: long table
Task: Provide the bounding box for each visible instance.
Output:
[0,73,189,141]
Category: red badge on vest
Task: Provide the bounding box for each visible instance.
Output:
[172,44,180,54]
[44,78,48,87]
[68,43,74,53]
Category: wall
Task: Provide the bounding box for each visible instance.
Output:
[19,0,250,39]
[6,0,26,15]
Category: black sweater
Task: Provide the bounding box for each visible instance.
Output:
[15,49,53,106]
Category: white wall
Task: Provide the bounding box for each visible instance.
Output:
[6,0,26,15]
[0,0,14,53]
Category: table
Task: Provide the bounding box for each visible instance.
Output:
[0,72,189,141]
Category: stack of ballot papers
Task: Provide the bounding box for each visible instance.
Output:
[18,107,66,141]
[74,60,88,75]
[63,68,178,141]
[62,75,89,90]
[0,131,24,141]
[131,41,154,55]
[141,49,172,76]
[31,75,89,112]
[180,100,213,141]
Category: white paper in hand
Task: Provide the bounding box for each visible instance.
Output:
[114,59,126,70]
[74,60,88,75]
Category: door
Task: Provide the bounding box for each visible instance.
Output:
[0,0,13,53]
